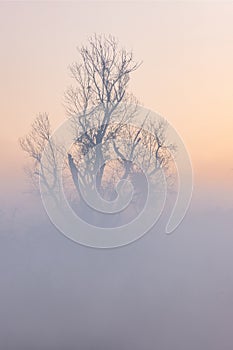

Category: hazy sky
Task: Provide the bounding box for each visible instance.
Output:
[1,4,233,349]
[0,1,232,207]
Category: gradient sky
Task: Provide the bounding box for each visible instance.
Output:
[1,4,233,348]
[0,1,232,208]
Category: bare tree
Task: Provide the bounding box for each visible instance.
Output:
[19,113,63,206]
[20,34,176,225]
[65,34,140,195]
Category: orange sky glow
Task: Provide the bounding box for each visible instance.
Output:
[0,1,232,207]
